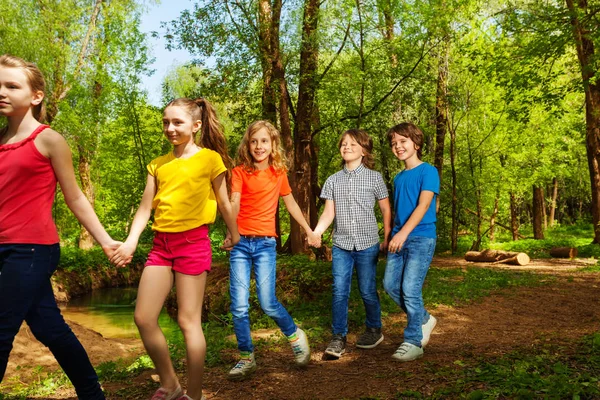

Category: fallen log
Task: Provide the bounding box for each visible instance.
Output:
[549,247,578,258]
[464,249,531,266]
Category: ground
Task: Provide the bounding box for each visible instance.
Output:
[3,256,599,399]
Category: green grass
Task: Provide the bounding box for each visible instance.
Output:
[394,332,600,399]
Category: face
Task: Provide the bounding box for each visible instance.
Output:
[339,134,364,164]
[0,66,43,117]
[249,127,273,165]
[162,106,200,146]
[390,133,420,162]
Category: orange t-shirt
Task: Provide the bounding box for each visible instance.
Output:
[231,165,292,237]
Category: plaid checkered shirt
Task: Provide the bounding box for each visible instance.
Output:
[320,164,389,251]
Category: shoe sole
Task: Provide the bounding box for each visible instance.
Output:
[227,366,257,381]
[356,334,384,349]
[391,352,423,362]
[324,348,345,359]
[421,317,437,347]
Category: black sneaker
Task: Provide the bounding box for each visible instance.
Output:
[356,327,384,349]
[324,334,346,358]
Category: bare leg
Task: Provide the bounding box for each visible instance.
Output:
[175,271,207,400]
[134,266,179,391]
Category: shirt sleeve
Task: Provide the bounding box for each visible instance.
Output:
[373,172,389,200]
[147,157,160,177]
[321,175,334,200]
[231,166,243,194]
[422,165,440,194]
[210,151,228,181]
[279,172,292,196]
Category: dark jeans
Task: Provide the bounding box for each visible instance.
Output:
[0,244,105,400]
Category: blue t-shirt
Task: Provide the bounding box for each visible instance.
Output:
[391,162,440,238]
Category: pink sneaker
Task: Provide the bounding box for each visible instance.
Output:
[151,386,182,400]
[178,395,206,400]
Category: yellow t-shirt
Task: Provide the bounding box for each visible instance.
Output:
[147,148,227,232]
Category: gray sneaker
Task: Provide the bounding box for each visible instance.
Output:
[356,327,384,349]
[289,328,311,365]
[228,353,257,381]
[392,342,423,362]
[421,315,437,347]
[324,334,346,358]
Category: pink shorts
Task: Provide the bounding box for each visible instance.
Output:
[145,225,212,275]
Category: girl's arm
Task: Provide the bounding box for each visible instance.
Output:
[42,130,120,257]
[313,199,335,247]
[378,197,392,251]
[110,174,156,267]
[222,191,241,248]
[282,194,320,247]
[213,172,240,250]
[388,190,435,253]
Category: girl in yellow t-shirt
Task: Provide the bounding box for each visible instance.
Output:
[111,98,239,400]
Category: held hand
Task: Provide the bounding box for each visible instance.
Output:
[380,238,389,253]
[110,241,136,268]
[101,239,122,259]
[388,232,407,253]
[307,231,321,248]
[221,231,240,251]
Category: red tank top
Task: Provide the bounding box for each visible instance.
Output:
[0,125,59,244]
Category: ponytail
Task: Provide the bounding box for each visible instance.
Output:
[194,98,232,169]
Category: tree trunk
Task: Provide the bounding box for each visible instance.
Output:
[434,39,449,212]
[77,145,95,249]
[532,185,545,239]
[450,124,458,253]
[549,177,558,226]
[565,0,600,244]
[549,247,578,258]
[290,0,320,254]
[510,192,520,241]
[258,0,277,123]
[489,190,499,241]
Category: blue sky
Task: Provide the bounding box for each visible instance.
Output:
[139,0,195,106]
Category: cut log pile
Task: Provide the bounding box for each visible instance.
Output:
[464,249,531,266]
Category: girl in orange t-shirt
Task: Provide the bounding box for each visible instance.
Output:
[225,120,319,381]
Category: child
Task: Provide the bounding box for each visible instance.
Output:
[0,54,120,399]
[313,129,391,359]
[110,98,240,400]
[226,120,318,381]
[383,122,439,362]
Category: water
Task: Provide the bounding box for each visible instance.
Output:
[60,287,180,339]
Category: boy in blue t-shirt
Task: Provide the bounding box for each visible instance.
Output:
[383,122,440,362]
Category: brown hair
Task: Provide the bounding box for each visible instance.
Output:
[386,122,424,159]
[339,129,375,169]
[164,97,232,168]
[0,54,46,122]
[236,120,288,173]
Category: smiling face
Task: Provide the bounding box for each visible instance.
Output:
[162,105,201,147]
[339,134,365,165]
[390,132,420,164]
[0,66,44,118]
[249,127,273,167]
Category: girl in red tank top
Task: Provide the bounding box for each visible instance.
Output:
[0,54,121,400]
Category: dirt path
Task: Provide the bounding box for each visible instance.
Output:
[3,257,599,399]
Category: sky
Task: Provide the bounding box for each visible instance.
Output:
[139,0,195,106]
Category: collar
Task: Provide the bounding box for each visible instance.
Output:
[343,163,365,175]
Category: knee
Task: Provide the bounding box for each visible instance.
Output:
[177,313,201,334]
[383,277,395,296]
[134,311,158,331]
[258,296,280,317]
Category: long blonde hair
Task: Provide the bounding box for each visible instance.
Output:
[0,54,46,122]
[236,120,288,173]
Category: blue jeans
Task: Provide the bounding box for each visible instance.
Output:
[383,236,436,347]
[0,244,104,399]
[229,237,296,353]
[331,243,382,336]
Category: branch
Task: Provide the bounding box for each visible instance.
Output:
[317,21,351,85]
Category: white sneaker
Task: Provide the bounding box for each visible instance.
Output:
[391,342,423,362]
[289,328,311,366]
[228,353,257,381]
[421,315,437,347]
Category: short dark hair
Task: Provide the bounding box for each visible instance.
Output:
[386,122,424,159]
[339,129,374,169]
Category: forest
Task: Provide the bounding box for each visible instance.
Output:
[1,0,600,399]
